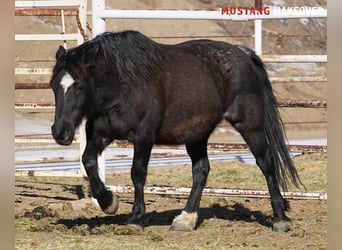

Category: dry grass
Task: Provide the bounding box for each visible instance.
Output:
[106,153,327,193]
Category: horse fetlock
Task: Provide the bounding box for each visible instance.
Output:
[127,214,144,229]
[126,223,144,232]
[169,211,198,231]
[272,220,291,232]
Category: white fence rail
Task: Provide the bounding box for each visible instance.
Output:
[91,0,327,56]
[15,0,89,177]
[15,0,87,44]
[15,0,327,184]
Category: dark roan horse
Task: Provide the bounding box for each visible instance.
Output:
[50,30,303,232]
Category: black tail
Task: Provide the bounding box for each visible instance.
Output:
[237,45,304,191]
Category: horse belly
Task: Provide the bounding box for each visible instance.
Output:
[155,45,226,144]
[156,112,222,145]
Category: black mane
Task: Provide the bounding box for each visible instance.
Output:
[65,30,163,84]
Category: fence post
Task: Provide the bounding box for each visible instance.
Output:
[254,20,262,55]
[254,0,262,55]
[77,0,89,179]
[92,0,106,37]
[78,0,88,44]
[79,118,87,177]
[90,0,107,183]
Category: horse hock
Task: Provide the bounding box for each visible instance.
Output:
[169,211,198,231]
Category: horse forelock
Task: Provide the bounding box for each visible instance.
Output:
[51,48,82,95]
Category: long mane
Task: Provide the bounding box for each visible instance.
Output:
[65,30,163,84]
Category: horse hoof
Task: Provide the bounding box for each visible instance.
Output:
[126,213,145,229]
[272,220,291,232]
[127,223,144,231]
[169,211,198,232]
[103,192,119,214]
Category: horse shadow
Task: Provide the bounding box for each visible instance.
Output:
[56,202,273,230]
[15,180,87,200]
[16,180,272,230]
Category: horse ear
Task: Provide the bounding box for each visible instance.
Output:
[56,45,66,60]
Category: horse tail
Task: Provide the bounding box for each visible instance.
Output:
[237,45,304,191]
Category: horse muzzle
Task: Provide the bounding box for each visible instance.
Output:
[51,122,75,146]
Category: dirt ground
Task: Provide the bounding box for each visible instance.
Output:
[15,154,327,250]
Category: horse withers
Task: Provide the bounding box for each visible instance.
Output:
[50,30,302,232]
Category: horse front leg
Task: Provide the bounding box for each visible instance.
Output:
[170,139,210,231]
[82,131,119,215]
[127,136,153,229]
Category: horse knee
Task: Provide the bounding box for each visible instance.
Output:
[82,151,96,167]
[169,211,198,231]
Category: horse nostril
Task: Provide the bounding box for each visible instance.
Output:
[51,123,66,139]
[51,121,74,145]
[64,127,71,136]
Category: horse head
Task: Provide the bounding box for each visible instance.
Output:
[50,46,87,145]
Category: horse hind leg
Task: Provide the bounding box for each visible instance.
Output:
[224,97,291,232]
[240,129,291,232]
[170,139,210,231]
